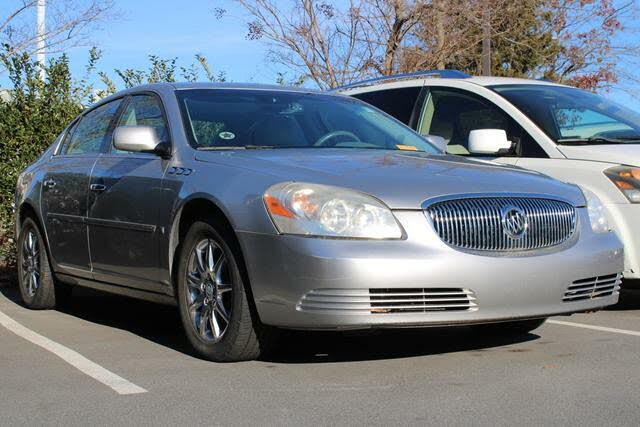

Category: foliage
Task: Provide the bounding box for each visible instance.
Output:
[232,0,637,90]
[0,51,83,264]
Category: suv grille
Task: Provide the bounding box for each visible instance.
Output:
[425,197,576,252]
[563,274,621,302]
[297,288,477,314]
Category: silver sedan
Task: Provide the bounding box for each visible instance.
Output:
[14,83,623,361]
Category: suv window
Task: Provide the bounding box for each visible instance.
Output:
[113,94,169,153]
[418,87,547,158]
[61,99,122,155]
[352,87,422,125]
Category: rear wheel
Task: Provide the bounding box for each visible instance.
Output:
[17,217,69,309]
[176,220,275,362]
[476,318,547,335]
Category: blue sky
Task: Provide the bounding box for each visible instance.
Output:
[66,0,284,85]
[2,0,639,110]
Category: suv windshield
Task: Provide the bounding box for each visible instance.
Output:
[490,84,640,144]
[175,89,437,153]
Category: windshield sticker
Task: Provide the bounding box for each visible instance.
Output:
[219,131,236,140]
[396,144,418,151]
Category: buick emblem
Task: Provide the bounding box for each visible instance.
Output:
[502,206,528,239]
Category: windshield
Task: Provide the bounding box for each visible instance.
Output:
[490,84,640,144]
[175,89,437,153]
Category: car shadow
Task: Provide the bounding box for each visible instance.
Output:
[608,288,640,311]
[1,285,540,364]
[267,327,538,364]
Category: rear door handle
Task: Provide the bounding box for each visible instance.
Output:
[89,184,107,192]
[43,179,56,189]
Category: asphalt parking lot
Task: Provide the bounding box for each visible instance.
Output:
[1,284,639,426]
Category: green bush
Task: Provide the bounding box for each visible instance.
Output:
[0,52,84,265]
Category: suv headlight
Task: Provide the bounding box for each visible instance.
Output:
[604,166,640,203]
[581,187,610,233]
[263,182,403,239]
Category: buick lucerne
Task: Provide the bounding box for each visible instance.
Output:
[14,83,624,361]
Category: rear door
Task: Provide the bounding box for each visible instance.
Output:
[41,99,123,276]
[87,94,173,292]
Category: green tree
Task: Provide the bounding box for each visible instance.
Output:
[0,51,84,264]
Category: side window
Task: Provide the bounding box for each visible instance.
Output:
[61,99,122,155]
[56,119,80,155]
[113,94,169,153]
[418,88,547,158]
[352,87,422,125]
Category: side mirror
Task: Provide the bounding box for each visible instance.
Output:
[468,129,512,155]
[423,134,448,153]
[113,126,169,157]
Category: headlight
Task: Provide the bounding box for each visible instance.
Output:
[604,166,640,203]
[263,182,402,239]
[581,188,610,233]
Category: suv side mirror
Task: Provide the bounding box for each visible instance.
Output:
[113,126,170,157]
[468,129,512,155]
[423,134,448,153]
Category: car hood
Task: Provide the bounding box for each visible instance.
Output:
[195,149,585,208]
[558,144,640,166]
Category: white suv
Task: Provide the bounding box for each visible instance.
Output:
[337,71,640,283]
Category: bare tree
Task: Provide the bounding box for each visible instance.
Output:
[232,0,428,89]
[1,1,116,58]
[541,0,638,90]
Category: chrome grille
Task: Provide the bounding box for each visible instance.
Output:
[425,197,577,252]
[297,288,477,314]
[563,273,621,302]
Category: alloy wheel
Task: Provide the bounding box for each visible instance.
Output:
[185,238,233,343]
[21,229,41,297]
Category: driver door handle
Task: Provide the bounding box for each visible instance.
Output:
[89,183,107,192]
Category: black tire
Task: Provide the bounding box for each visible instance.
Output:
[17,217,69,309]
[476,318,547,335]
[176,220,276,362]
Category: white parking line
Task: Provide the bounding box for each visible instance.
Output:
[548,319,640,337]
[0,309,147,395]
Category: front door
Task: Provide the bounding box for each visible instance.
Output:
[41,99,123,276]
[415,87,548,164]
[87,94,172,292]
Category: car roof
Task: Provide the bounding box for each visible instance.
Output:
[85,82,333,114]
[335,73,572,94]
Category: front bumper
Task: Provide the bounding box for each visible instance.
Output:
[238,209,623,330]
[604,203,640,279]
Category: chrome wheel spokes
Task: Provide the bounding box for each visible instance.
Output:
[186,238,233,343]
[21,229,41,297]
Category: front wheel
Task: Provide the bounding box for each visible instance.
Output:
[176,221,275,362]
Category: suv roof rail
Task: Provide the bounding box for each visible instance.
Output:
[333,70,471,91]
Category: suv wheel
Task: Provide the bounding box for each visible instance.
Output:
[177,221,275,362]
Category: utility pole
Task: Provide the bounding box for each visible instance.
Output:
[37,0,46,81]
[481,7,491,76]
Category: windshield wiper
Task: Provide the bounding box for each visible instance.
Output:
[197,145,276,151]
[557,136,640,145]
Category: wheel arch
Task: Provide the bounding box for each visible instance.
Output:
[16,201,48,246]
[168,194,246,293]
